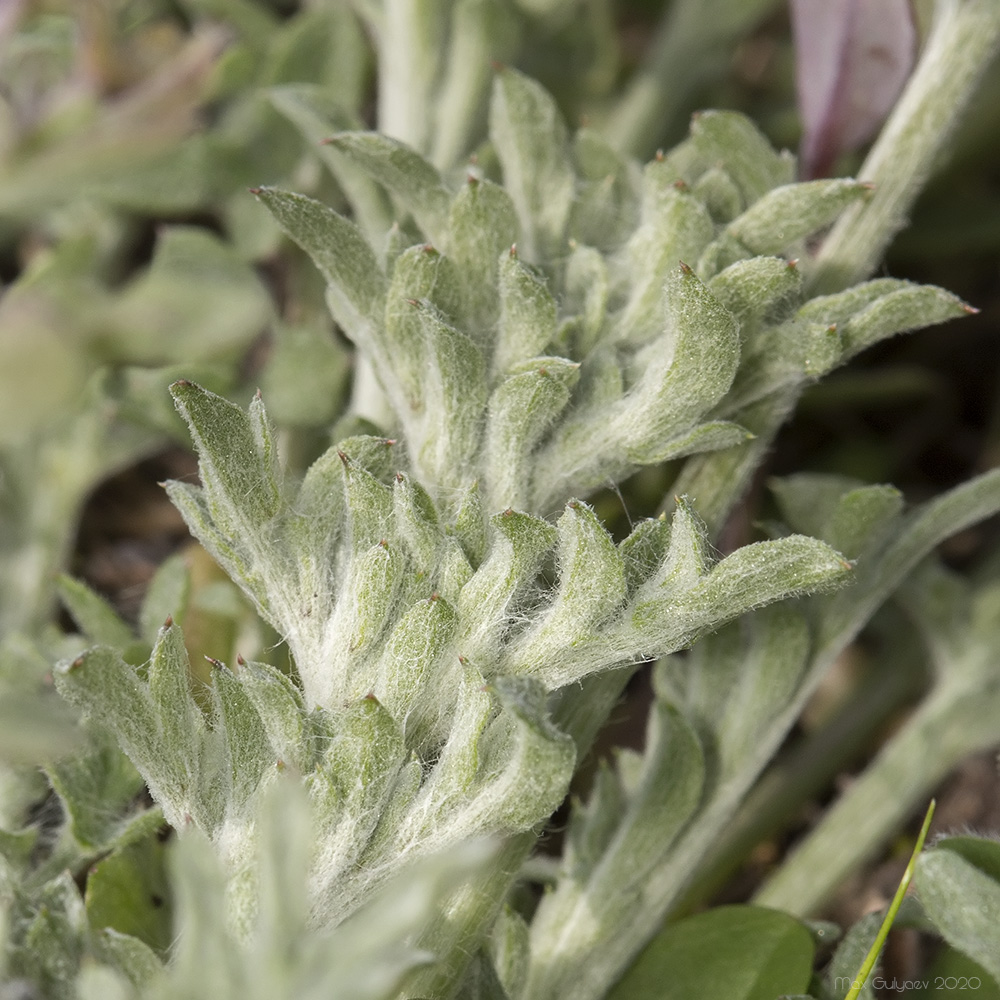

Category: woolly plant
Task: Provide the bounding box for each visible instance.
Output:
[44,57,1000,1000]
[5,1,1000,997]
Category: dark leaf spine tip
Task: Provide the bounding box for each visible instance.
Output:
[337,450,349,466]
[255,388,263,400]
[276,759,285,771]
[458,655,468,664]
[421,244,437,255]
[405,298,421,307]
[509,244,518,258]
[466,173,479,186]
[826,323,838,333]
[430,592,440,602]
[396,472,404,482]
[384,438,397,446]
[364,691,378,701]
[678,261,693,275]
[655,150,665,161]
[236,654,246,666]
[538,367,549,376]
[164,615,173,628]
[502,508,514,517]
[205,656,224,670]
[673,179,688,190]
[379,538,389,548]
[860,182,876,192]
[963,304,980,315]
[248,187,262,195]
[787,259,799,269]
[70,656,85,670]
[173,379,192,388]
[840,559,854,570]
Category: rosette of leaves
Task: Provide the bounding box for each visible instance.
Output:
[52,68,983,997]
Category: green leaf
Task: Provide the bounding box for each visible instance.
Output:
[91,929,165,992]
[384,243,464,403]
[496,249,558,373]
[571,129,640,252]
[258,320,350,428]
[170,381,281,533]
[311,695,406,858]
[689,111,794,204]
[459,510,558,666]
[691,534,852,620]
[771,475,905,560]
[212,661,275,812]
[54,623,212,833]
[376,594,460,748]
[393,472,442,573]
[485,358,580,510]
[608,905,813,1000]
[564,242,609,354]
[46,726,153,852]
[564,761,627,880]
[85,837,173,956]
[5,871,87,1000]
[57,576,135,651]
[477,676,576,832]
[268,85,394,244]
[490,69,576,262]
[508,500,626,686]
[726,179,871,255]
[707,257,803,340]
[139,554,191,647]
[252,187,388,352]
[238,659,311,773]
[604,701,705,891]
[796,279,970,361]
[632,420,753,466]
[444,176,520,336]
[490,905,531,1000]
[617,264,740,462]
[908,947,1000,999]
[680,603,811,771]
[322,132,452,246]
[406,299,488,490]
[916,839,1000,983]
[825,912,882,1000]
[617,186,715,345]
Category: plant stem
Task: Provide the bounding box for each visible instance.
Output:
[606,0,781,159]
[753,677,1000,917]
[844,801,936,1000]
[675,650,923,914]
[808,0,1000,295]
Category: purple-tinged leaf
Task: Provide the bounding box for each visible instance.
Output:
[792,0,917,179]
